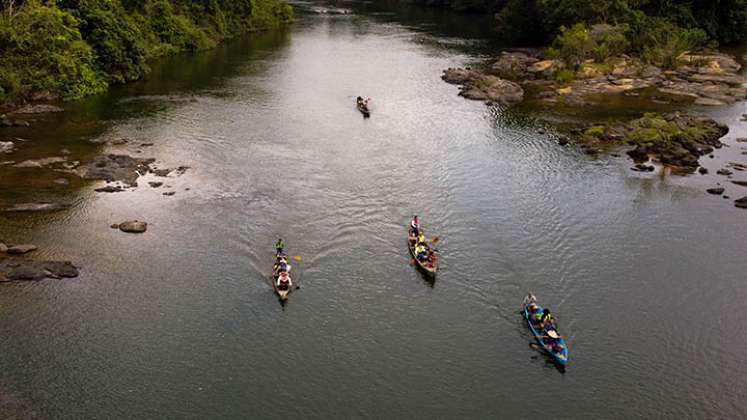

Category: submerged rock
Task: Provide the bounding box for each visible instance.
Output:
[118,220,147,233]
[94,185,125,193]
[12,104,64,114]
[706,187,725,195]
[6,244,38,255]
[12,157,66,168]
[0,260,79,282]
[2,202,69,212]
[77,154,155,186]
[735,196,747,208]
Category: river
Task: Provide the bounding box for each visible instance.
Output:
[1,2,747,418]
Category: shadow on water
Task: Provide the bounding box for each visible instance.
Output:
[0,28,293,212]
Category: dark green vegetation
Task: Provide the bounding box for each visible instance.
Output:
[0,0,293,103]
[581,113,729,170]
[400,0,747,69]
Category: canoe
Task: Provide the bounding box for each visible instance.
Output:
[407,228,439,275]
[522,304,569,367]
[357,103,370,118]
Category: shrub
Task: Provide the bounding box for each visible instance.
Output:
[555,69,575,84]
[549,23,595,69]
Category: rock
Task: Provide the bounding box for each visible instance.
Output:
[94,185,124,193]
[443,68,524,105]
[632,164,655,172]
[527,60,557,75]
[735,196,747,208]
[717,169,734,176]
[679,51,741,73]
[706,187,725,195]
[491,51,538,79]
[0,141,14,154]
[12,157,66,168]
[731,181,747,187]
[118,220,147,233]
[442,68,480,85]
[151,168,171,177]
[140,142,154,147]
[0,243,7,252]
[6,244,38,255]
[110,223,119,229]
[12,104,64,114]
[4,265,46,281]
[0,260,78,281]
[538,128,546,135]
[163,191,175,196]
[53,178,69,185]
[738,138,747,143]
[694,98,727,106]
[60,149,71,155]
[688,73,747,86]
[2,202,68,212]
[558,136,569,146]
[77,154,155,186]
[0,117,30,127]
[698,167,708,174]
[148,182,163,188]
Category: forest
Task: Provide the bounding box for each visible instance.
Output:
[0,0,293,103]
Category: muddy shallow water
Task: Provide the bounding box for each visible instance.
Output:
[1,2,747,418]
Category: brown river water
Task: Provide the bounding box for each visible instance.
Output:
[1,1,747,418]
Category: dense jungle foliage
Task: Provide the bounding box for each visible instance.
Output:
[0,0,293,102]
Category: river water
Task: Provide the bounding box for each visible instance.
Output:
[2,2,747,419]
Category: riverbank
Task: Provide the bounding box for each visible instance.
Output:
[0,0,294,110]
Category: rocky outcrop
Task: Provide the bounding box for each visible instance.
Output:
[0,260,79,282]
[450,49,747,108]
[580,113,728,171]
[442,68,524,105]
[77,154,155,186]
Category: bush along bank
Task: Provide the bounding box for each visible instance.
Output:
[0,0,294,108]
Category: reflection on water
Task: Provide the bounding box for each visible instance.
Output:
[2,2,747,419]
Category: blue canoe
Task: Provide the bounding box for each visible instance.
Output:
[523,305,569,367]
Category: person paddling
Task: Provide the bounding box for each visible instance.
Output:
[410,215,420,236]
[275,238,285,256]
[277,271,292,291]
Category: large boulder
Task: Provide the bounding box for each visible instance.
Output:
[460,75,524,105]
[118,220,147,233]
[491,51,538,79]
